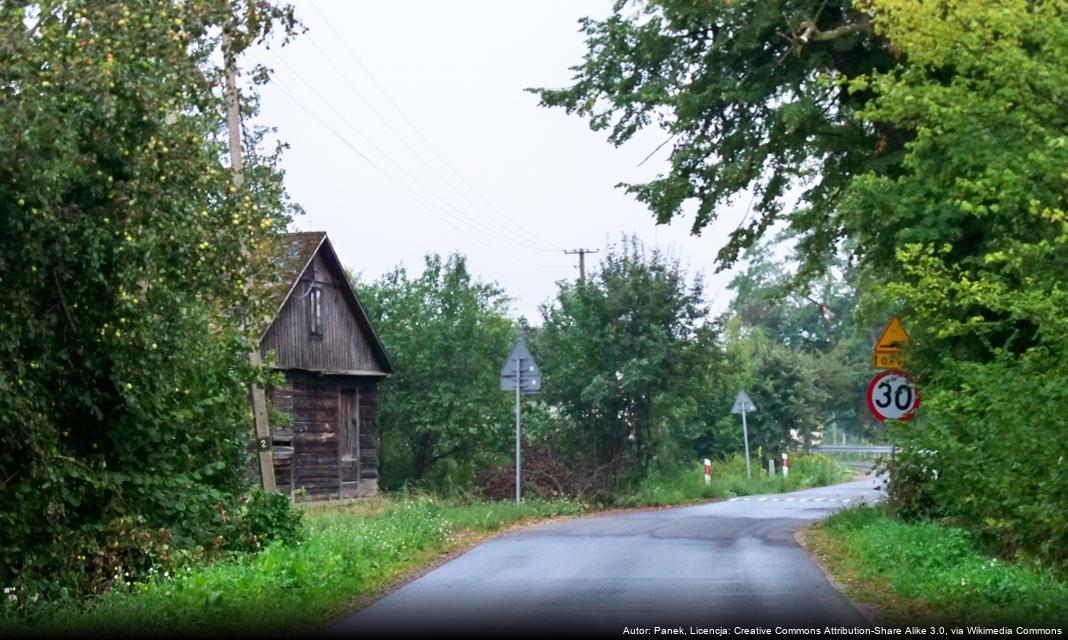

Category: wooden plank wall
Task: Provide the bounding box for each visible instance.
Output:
[261,253,385,374]
[268,371,379,500]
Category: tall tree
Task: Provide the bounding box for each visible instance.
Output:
[0,1,298,596]
[532,0,900,274]
[725,240,871,441]
[535,237,711,474]
[845,0,1068,567]
[357,255,515,491]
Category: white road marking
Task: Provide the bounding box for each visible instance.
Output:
[728,495,854,505]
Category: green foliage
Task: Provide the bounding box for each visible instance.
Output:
[0,496,584,636]
[845,0,1068,569]
[356,254,515,491]
[534,237,712,475]
[819,507,1068,624]
[239,491,305,548]
[720,241,873,449]
[532,0,899,272]
[727,240,860,354]
[0,1,300,598]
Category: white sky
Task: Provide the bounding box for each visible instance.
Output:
[250,0,750,323]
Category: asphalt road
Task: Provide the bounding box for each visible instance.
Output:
[326,477,885,637]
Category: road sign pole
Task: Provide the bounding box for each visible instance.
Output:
[501,339,540,504]
[741,407,752,480]
[515,356,521,504]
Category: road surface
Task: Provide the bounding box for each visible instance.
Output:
[326,477,884,636]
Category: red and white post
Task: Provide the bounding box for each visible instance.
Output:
[703,458,711,486]
[781,452,789,479]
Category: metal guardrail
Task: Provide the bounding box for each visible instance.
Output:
[816,444,894,454]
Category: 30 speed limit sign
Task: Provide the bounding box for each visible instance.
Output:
[866,369,920,421]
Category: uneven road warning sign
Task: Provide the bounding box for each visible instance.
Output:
[872,316,910,369]
[867,369,920,421]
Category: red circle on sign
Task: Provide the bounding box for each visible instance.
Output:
[866,369,920,422]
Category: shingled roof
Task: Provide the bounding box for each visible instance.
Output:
[263,231,327,315]
[259,231,392,374]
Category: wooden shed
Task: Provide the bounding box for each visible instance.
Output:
[259,231,392,500]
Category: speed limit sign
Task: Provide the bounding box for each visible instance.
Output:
[866,369,920,421]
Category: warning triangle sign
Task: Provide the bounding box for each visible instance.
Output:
[875,316,910,352]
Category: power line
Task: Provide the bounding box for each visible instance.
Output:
[258,62,569,270]
[263,50,558,255]
[300,33,560,253]
[306,0,562,250]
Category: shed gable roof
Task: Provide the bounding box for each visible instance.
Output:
[260,231,393,374]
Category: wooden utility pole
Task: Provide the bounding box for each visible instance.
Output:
[564,248,599,282]
[224,29,277,492]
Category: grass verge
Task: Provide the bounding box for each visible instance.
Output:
[0,496,583,637]
[620,452,851,507]
[802,506,1068,626]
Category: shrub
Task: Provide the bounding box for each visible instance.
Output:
[239,491,305,549]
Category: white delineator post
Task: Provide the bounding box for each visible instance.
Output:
[703,459,711,486]
[781,452,789,478]
[768,458,775,477]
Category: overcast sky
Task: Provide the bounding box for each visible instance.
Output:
[250,0,751,322]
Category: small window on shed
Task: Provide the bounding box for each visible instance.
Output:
[308,285,322,336]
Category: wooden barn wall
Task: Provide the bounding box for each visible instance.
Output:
[268,371,379,500]
[261,252,385,374]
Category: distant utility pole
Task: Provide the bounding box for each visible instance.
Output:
[224,29,277,493]
[564,248,599,281]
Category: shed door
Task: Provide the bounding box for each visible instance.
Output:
[339,389,361,498]
[291,380,341,499]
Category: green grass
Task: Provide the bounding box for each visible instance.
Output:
[806,506,1068,625]
[0,496,584,637]
[620,452,852,507]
